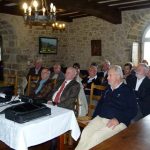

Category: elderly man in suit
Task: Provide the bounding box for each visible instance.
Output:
[48,67,80,150]
[75,65,137,150]
[127,63,150,120]
[48,66,80,111]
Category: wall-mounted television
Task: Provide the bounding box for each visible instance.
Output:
[39,37,58,54]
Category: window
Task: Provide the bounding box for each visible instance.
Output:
[142,26,150,64]
[132,42,139,66]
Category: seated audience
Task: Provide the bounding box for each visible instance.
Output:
[50,63,65,83]
[30,68,54,98]
[27,58,43,80]
[82,65,101,95]
[48,67,80,111]
[123,62,136,86]
[73,63,88,116]
[127,63,150,120]
[75,65,137,150]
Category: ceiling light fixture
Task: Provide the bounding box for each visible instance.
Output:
[52,22,66,31]
[22,0,56,27]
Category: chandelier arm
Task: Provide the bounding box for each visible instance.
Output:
[44,0,49,13]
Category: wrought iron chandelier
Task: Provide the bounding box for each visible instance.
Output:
[22,0,56,26]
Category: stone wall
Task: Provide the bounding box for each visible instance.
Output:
[0,8,150,83]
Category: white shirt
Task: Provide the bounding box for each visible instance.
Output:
[104,71,107,78]
[52,74,58,79]
[135,77,145,91]
[52,80,71,101]
[87,75,97,83]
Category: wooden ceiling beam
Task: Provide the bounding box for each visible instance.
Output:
[0,6,22,16]
[120,3,150,11]
[109,0,150,8]
[52,0,122,24]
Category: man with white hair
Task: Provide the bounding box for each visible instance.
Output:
[48,67,80,111]
[127,63,150,119]
[75,65,137,150]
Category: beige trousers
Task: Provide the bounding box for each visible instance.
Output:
[75,116,127,150]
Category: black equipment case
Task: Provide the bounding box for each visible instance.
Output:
[5,103,51,123]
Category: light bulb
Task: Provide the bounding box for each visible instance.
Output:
[23,3,28,13]
[33,0,38,11]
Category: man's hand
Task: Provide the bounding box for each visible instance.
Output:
[106,118,119,129]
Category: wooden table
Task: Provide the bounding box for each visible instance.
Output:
[91,115,150,150]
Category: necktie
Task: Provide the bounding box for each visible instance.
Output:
[54,81,67,104]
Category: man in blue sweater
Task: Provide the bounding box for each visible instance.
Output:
[76,65,137,150]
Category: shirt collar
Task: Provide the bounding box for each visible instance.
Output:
[65,80,72,84]
[137,76,145,81]
[110,82,123,91]
[88,75,97,80]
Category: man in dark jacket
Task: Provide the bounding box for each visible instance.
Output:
[82,65,101,95]
[30,68,54,99]
[75,65,137,150]
[127,63,150,120]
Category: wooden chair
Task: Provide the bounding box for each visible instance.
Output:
[78,83,106,128]
[27,75,39,96]
[3,72,18,95]
[88,83,106,116]
[64,98,80,145]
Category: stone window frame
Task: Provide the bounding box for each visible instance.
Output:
[142,26,150,65]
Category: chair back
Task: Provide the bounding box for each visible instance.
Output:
[88,83,106,117]
[3,72,18,95]
[27,75,39,96]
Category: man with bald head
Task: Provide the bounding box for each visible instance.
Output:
[48,67,80,111]
[75,65,137,150]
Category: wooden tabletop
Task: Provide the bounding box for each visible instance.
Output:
[91,115,150,150]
